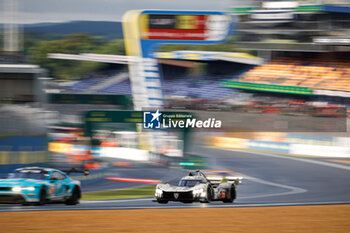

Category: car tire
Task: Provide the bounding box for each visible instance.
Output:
[37,187,47,206]
[157,199,168,204]
[65,186,80,205]
[200,188,211,203]
[223,185,236,203]
[231,185,236,201]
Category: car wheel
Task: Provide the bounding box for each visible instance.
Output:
[37,187,46,206]
[223,186,235,203]
[157,199,168,204]
[65,186,80,205]
[200,188,211,203]
[231,185,236,201]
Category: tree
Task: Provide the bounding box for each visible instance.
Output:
[32,34,108,80]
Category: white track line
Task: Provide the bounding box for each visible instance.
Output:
[209,150,308,200]
[81,198,153,204]
[2,201,350,212]
[239,175,307,200]
[105,177,161,183]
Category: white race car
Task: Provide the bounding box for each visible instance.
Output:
[155,170,239,204]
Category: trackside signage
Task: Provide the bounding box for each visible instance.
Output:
[143,109,222,129]
[122,10,231,110]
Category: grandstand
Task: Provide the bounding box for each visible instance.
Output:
[232,0,350,52]
[163,76,237,99]
[226,0,350,106]
[58,55,255,101]
[50,0,350,108]
[99,79,131,95]
[240,56,350,92]
[67,70,128,93]
[68,73,237,100]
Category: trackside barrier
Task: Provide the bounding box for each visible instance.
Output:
[48,142,73,153]
[91,146,101,157]
[290,144,350,158]
[99,147,150,161]
[210,136,350,157]
[334,137,350,147]
[286,133,334,146]
[210,137,248,149]
[0,136,48,175]
[247,140,291,154]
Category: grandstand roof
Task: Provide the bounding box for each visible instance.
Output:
[0,64,44,73]
[231,1,350,14]
[155,51,264,65]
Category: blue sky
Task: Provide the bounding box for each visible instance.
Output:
[1,0,232,24]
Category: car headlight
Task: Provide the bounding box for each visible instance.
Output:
[21,187,35,191]
[12,186,36,192]
[12,186,21,192]
[155,187,163,197]
[156,189,163,194]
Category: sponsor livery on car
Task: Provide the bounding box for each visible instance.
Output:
[155,170,239,204]
[0,167,88,205]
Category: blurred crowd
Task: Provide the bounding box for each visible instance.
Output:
[242,57,350,92]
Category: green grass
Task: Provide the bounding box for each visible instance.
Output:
[82,186,155,200]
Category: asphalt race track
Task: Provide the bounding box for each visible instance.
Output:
[1,147,350,212]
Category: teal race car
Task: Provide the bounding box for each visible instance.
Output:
[0,167,87,205]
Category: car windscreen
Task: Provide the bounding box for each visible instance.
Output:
[8,170,46,180]
[178,180,200,187]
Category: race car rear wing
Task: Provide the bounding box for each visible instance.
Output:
[206,176,242,185]
[188,170,242,185]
